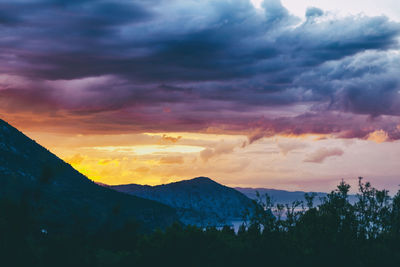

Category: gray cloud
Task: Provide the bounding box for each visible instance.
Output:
[306,7,324,19]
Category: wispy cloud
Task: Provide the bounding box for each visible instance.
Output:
[159,156,184,164]
[277,140,308,156]
[304,147,344,163]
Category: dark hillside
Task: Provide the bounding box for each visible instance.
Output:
[0,119,178,233]
[111,177,255,226]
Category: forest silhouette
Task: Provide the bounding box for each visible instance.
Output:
[1,177,400,266]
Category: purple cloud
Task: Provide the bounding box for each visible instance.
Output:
[0,0,399,140]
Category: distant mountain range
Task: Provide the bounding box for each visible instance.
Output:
[236,187,358,205]
[110,177,255,226]
[109,178,359,227]
[0,119,177,233]
[108,178,358,227]
[235,187,327,205]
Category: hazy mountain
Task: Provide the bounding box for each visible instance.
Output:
[0,119,178,233]
[110,177,255,227]
[236,187,358,205]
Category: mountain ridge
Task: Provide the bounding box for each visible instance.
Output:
[0,118,178,233]
[235,187,358,205]
[110,177,255,227]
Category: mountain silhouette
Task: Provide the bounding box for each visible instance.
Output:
[236,187,358,205]
[110,177,255,227]
[0,119,177,233]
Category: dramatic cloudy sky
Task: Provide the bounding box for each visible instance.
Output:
[1,0,400,192]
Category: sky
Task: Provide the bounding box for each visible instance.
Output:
[1,0,400,192]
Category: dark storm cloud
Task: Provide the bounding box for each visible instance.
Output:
[0,0,400,138]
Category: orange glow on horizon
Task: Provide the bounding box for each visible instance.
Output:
[18,129,400,192]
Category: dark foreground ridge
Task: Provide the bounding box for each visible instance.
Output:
[0,118,177,233]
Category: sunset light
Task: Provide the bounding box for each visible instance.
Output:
[1,0,400,265]
[1,0,400,190]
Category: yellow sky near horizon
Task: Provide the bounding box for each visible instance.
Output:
[24,130,400,193]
